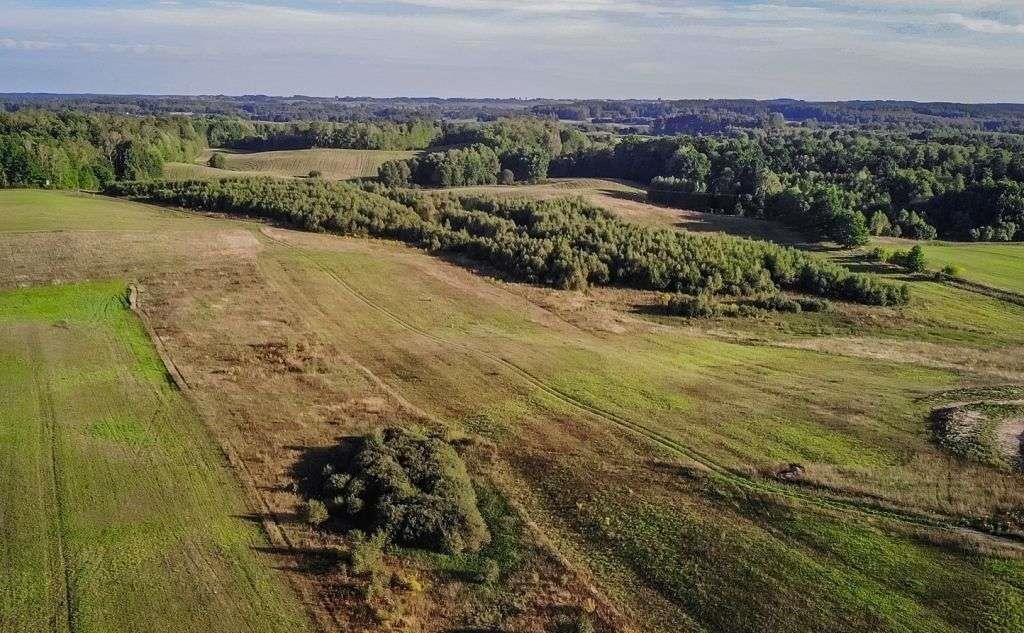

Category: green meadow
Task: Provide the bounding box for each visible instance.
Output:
[0,281,310,633]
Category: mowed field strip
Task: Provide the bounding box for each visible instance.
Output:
[165,148,417,181]
[0,281,311,633]
[871,237,1024,295]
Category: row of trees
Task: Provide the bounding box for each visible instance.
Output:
[553,130,1024,244]
[104,177,908,306]
[220,120,442,151]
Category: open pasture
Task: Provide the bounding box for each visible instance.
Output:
[175,148,419,181]
[0,280,310,633]
[872,237,1024,295]
[3,189,1024,633]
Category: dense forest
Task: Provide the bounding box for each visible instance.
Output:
[0,109,205,188]
[103,177,908,306]
[552,130,1024,244]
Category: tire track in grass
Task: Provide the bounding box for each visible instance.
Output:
[29,329,75,633]
[260,228,1024,547]
[253,247,638,632]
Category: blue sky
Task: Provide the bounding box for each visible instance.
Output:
[2,1,1024,101]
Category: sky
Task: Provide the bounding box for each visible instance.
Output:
[2,1,1024,102]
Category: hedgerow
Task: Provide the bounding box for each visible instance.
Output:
[104,177,909,305]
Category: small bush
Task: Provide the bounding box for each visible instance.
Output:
[392,571,423,593]
[553,614,595,633]
[499,168,516,185]
[664,294,720,318]
[208,152,228,169]
[308,170,323,178]
[866,246,890,263]
[941,263,964,278]
[303,499,329,526]
[796,297,831,312]
[350,531,387,578]
[745,294,802,313]
[891,244,927,272]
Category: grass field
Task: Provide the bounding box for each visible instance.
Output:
[0,281,311,633]
[165,148,418,182]
[871,237,1024,295]
[0,189,200,232]
[3,189,1024,633]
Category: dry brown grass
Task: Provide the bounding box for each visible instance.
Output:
[7,191,1024,633]
[182,148,419,181]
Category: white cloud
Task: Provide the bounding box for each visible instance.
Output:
[943,13,1024,35]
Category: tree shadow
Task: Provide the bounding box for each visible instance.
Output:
[254,545,344,575]
[830,254,897,274]
[289,438,363,498]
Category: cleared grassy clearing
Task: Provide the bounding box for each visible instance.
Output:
[0,281,310,633]
[269,231,1024,515]
[870,237,1024,295]
[186,147,419,181]
[445,178,804,243]
[162,161,280,181]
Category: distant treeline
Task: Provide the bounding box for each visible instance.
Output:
[0,109,205,188]
[103,177,908,306]
[552,130,1024,244]
[8,94,1024,133]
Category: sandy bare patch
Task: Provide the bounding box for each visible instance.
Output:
[998,418,1024,466]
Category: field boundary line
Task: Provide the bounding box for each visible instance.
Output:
[28,329,75,633]
[127,284,339,633]
[939,275,1024,308]
[259,229,1024,548]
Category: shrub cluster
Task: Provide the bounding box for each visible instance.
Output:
[378,118,566,187]
[313,427,490,554]
[407,144,501,187]
[208,152,228,169]
[105,177,909,305]
[871,244,928,273]
[662,293,831,319]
